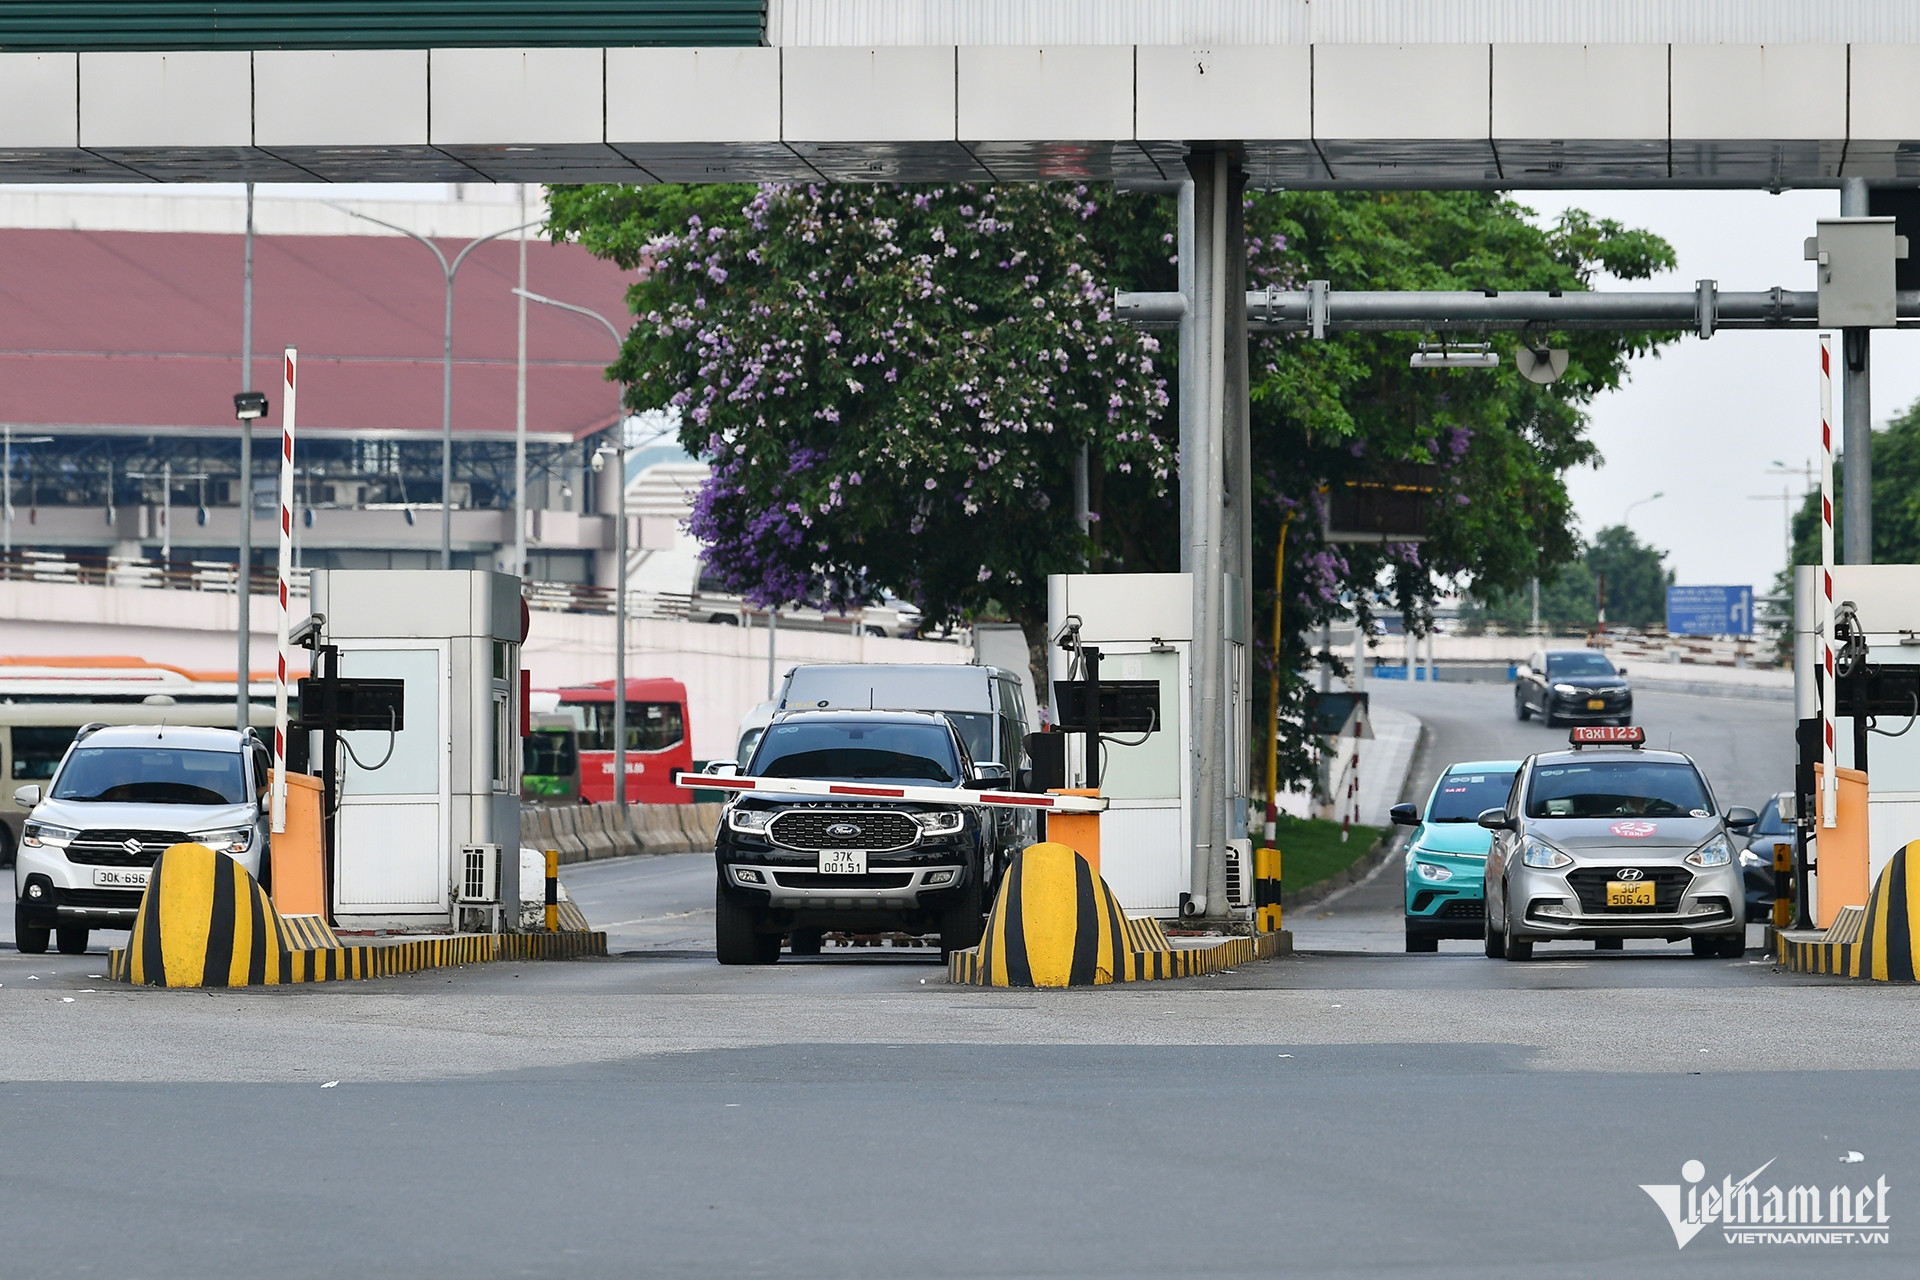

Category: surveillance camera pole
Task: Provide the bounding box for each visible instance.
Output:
[237,183,255,730]
[514,287,631,807]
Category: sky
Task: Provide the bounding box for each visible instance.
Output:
[1523,188,1920,594]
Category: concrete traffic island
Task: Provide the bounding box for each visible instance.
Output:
[106,842,606,988]
[948,842,1289,986]
[1777,840,1920,981]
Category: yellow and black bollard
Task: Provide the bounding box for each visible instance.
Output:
[1255,844,1283,933]
[1772,840,1793,930]
[545,848,559,932]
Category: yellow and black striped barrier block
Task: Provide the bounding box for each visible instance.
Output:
[107,842,607,986]
[1254,845,1283,934]
[948,841,1291,986]
[1779,840,1920,980]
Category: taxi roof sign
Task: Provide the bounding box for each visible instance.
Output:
[1568,725,1645,748]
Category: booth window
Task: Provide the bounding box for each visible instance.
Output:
[492,690,513,793]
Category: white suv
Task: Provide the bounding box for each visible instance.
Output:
[13,724,271,955]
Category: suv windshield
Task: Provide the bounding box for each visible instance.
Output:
[1526,760,1712,820]
[1545,652,1618,678]
[52,746,248,805]
[752,721,960,784]
[1428,771,1517,822]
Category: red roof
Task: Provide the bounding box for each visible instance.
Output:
[0,226,637,441]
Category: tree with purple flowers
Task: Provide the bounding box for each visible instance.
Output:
[553,182,1171,645]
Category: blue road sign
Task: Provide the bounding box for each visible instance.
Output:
[1666,585,1754,636]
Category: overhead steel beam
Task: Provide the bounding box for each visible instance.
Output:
[1116,285,1920,333]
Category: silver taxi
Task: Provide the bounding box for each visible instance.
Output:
[1480,726,1756,960]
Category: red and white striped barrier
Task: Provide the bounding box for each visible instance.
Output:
[671,769,1108,813]
[1819,333,1837,829]
[271,347,297,834]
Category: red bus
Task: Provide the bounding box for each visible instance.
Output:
[556,677,693,805]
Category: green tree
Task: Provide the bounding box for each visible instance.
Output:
[1786,395,1920,571]
[1469,525,1673,631]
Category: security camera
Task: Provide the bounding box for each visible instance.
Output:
[234,391,269,421]
[591,451,606,474]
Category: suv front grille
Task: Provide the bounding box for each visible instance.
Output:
[772,872,914,890]
[64,829,189,867]
[1567,866,1693,913]
[59,887,146,911]
[769,809,919,853]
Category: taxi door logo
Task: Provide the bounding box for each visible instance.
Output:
[1641,1158,1892,1248]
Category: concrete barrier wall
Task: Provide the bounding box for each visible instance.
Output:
[520,802,720,865]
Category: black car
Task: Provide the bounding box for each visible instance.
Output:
[1737,792,1795,922]
[712,709,1006,964]
[1514,648,1633,727]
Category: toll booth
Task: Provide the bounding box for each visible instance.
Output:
[1793,564,1920,921]
[1046,572,1249,918]
[309,569,524,932]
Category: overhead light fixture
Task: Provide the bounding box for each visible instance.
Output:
[1409,341,1499,370]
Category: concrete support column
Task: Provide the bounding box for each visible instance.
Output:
[1840,177,1873,564]
[1183,149,1237,919]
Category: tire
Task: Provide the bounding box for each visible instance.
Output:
[1595,937,1624,951]
[1502,889,1533,961]
[1405,924,1439,953]
[1484,909,1503,959]
[1514,694,1532,722]
[715,880,778,965]
[0,825,14,869]
[15,903,49,955]
[938,871,986,959]
[789,928,824,956]
[1540,706,1558,729]
[1692,932,1744,959]
[56,924,89,955]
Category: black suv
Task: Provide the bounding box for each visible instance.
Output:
[1514,648,1633,727]
[713,709,1005,964]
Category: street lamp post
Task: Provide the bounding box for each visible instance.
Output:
[513,287,632,807]
[322,202,538,569]
[1622,491,1664,529]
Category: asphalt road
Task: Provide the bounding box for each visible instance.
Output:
[7,679,1909,1278]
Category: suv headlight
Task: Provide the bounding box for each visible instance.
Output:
[727,808,773,835]
[190,826,255,854]
[1521,839,1573,870]
[1552,683,1579,696]
[914,810,965,836]
[1687,834,1733,868]
[21,819,78,848]
[1414,861,1453,882]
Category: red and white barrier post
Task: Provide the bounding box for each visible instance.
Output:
[271,347,297,834]
[1820,334,1837,829]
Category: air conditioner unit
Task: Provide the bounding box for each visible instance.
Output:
[457,844,501,904]
[1224,838,1254,908]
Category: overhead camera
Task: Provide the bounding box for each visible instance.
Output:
[233,391,269,421]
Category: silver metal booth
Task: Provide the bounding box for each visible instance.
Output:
[309,569,524,932]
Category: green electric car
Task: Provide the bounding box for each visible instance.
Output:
[1391,760,1522,952]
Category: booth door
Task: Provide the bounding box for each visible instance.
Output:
[1093,647,1189,917]
[333,644,451,917]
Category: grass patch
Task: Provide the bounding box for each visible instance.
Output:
[1270,817,1385,893]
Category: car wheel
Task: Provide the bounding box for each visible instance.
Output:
[715,880,778,965]
[938,872,986,959]
[0,825,14,868]
[1484,907,1503,959]
[1595,937,1624,951]
[1540,705,1558,729]
[1691,933,1744,959]
[1514,694,1532,722]
[1405,924,1439,953]
[56,924,89,955]
[1501,891,1533,960]
[15,904,50,955]
[789,928,824,956]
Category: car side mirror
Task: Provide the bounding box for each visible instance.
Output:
[258,792,271,814]
[14,784,41,809]
[970,764,1012,789]
[707,761,741,777]
[1477,807,1513,831]
[1389,802,1419,827]
[1615,665,1628,677]
[1725,806,1759,830]
[1017,767,1036,793]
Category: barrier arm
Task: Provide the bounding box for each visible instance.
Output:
[670,769,1108,813]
